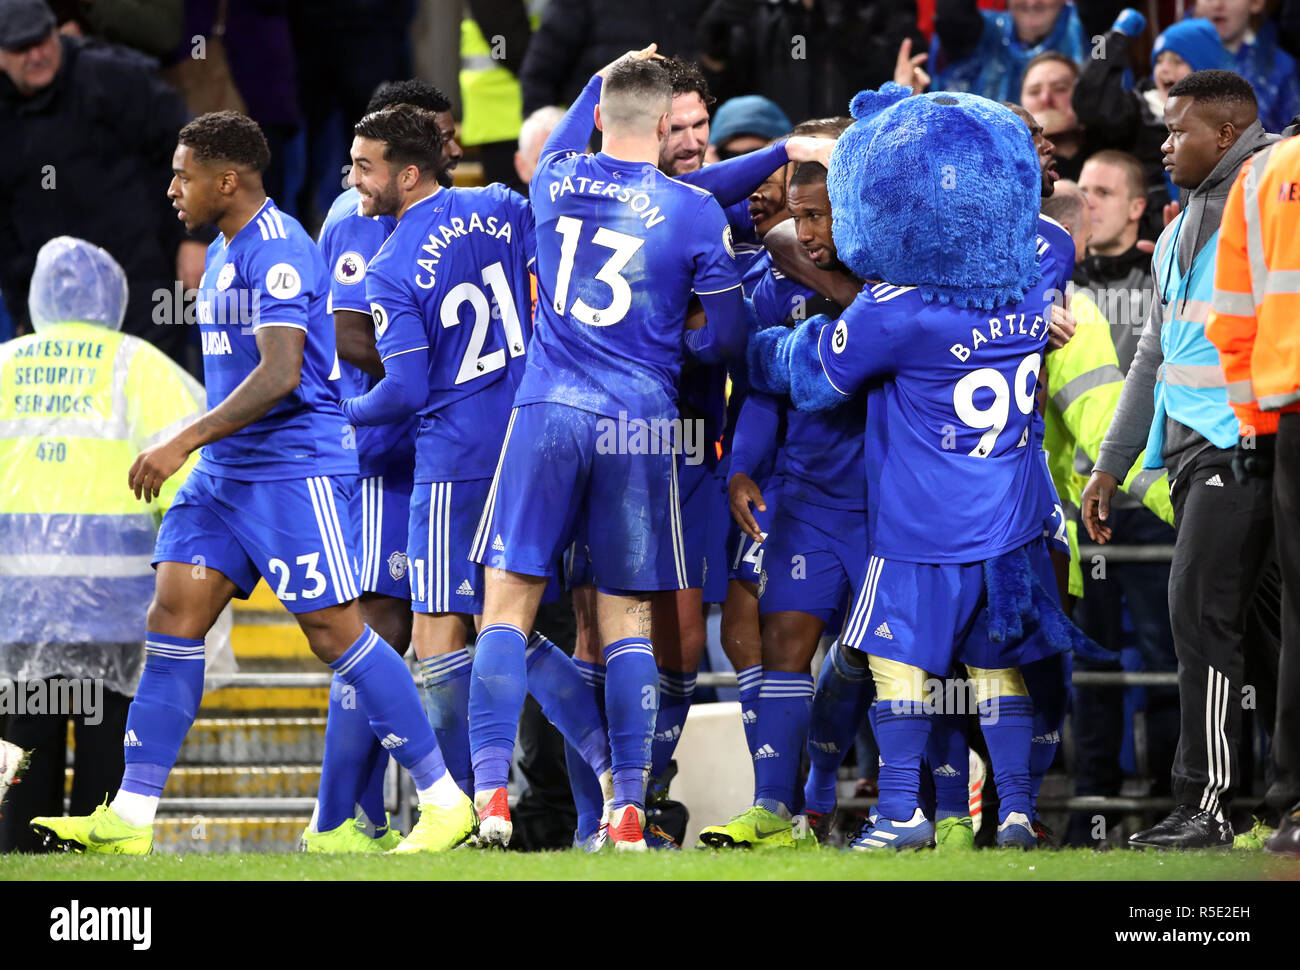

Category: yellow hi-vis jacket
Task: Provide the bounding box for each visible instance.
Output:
[1044,290,1174,597]
[460,10,537,148]
[0,321,204,646]
[1206,136,1300,430]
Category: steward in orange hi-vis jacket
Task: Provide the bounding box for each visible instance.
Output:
[1207,132,1300,854]
[1207,136,1300,439]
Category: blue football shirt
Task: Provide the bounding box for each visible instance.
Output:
[365,184,537,483]
[195,198,356,480]
[317,187,415,478]
[817,277,1056,563]
[515,150,742,421]
[751,264,867,511]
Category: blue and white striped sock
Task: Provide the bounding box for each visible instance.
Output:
[604,638,657,810]
[650,668,697,781]
[419,649,474,793]
[736,664,763,761]
[467,623,528,796]
[753,671,814,817]
[804,642,874,815]
[330,626,451,800]
[114,633,205,826]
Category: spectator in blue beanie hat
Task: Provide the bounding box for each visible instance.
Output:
[1193,0,1300,133]
[706,95,793,163]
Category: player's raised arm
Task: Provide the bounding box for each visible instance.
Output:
[678,136,835,208]
[129,325,305,501]
[679,139,789,207]
[684,195,747,363]
[762,219,864,308]
[539,45,664,162]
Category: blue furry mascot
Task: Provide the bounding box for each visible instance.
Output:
[748,84,1090,849]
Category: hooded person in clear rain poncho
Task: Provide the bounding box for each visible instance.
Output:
[0,237,232,852]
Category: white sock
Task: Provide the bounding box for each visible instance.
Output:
[417,770,464,811]
[306,801,321,834]
[110,789,159,827]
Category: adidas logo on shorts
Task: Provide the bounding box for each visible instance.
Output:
[873,621,894,640]
[1206,474,1225,487]
[456,579,475,596]
[123,730,142,747]
[753,744,778,760]
[380,733,408,750]
[492,535,506,551]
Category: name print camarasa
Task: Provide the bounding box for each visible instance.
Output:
[411,211,515,290]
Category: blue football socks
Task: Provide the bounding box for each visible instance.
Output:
[330,626,448,793]
[804,642,874,815]
[753,671,815,817]
[872,699,932,823]
[119,634,206,800]
[467,622,528,795]
[650,667,696,781]
[603,638,657,810]
[419,649,474,792]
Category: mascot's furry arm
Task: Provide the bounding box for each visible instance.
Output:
[746,315,845,412]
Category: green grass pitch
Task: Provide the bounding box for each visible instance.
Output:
[3,848,1298,881]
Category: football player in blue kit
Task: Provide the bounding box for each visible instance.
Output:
[306,80,456,854]
[335,104,616,850]
[544,57,836,849]
[468,49,749,851]
[715,118,852,773]
[699,158,869,849]
[31,112,476,855]
[749,92,1075,853]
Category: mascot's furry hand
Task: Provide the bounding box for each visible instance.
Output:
[746,315,844,411]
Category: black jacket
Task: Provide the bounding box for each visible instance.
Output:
[519,0,705,116]
[1072,29,1172,241]
[698,0,922,120]
[0,36,191,346]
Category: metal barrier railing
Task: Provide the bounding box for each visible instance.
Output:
[1077,544,1177,563]
[214,669,1178,690]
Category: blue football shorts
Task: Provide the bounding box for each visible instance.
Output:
[839,537,1062,673]
[472,403,690,593]
[153,467,360,613]
[408,477,492,615]
[355,467,413,600]
[758,497,867,639]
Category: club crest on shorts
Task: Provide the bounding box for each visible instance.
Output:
[757,569,768,598]
[387,550,408,581]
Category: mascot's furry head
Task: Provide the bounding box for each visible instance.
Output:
[827,83,1041,309]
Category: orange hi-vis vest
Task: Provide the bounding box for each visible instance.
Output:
[1206,136,1300,435]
